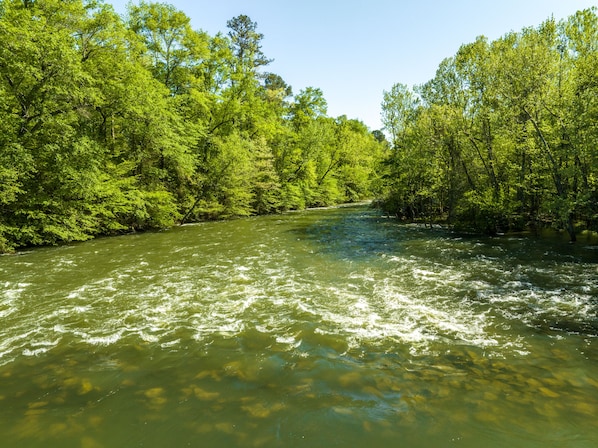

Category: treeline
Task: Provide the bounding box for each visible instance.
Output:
[0,0,387,252]
[380,8,598,241]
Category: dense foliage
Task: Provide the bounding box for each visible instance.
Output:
[0,0,387,252]
[380,8,598,241]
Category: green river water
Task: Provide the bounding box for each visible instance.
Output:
[1,204,597,447]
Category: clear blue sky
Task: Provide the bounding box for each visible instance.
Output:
[109,0,597,130]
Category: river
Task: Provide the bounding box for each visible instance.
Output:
[1,204,597,447]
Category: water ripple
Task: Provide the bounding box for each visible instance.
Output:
[0,208,596,367]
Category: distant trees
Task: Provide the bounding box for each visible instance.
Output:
[0,0,386,252]
[380,8,598,241]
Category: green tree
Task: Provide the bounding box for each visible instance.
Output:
[0,0,103,247]
[127,1,209,94]
[563,8,598,234]
[380,9,598,239]
[0,1,386,252]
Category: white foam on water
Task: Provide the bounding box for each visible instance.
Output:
[1,209,596,368]
[139,331,160,343]
[23,347,50,357]
[160,339,180,348]
[0,306,16,319]
[275,334,301,347]
[85,330,124,346]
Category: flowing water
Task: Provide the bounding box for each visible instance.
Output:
[1,204,597,447]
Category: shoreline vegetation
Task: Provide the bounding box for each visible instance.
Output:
[1,1,597,253]
[0,0,387,254]
[379,8,598,243]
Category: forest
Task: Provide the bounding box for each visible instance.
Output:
[0,0,387,252]
[1,1,597,253]
[380,7,598,241]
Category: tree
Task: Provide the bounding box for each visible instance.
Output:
[380,9,598,239]
[127,1,209,94]
[381,83,418,148]
[226,14,272,74]
[0,2,386,252]
[0,0,103,246]
[563,8,598,234]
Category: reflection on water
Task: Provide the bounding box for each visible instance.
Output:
[0,205,597,447]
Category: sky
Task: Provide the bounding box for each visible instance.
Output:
[109,0,598,131]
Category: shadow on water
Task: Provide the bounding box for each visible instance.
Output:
[290,205,598,338]
[289,204,598,264]
[286,205,446,259]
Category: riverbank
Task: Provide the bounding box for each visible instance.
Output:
[0,200,375,255]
